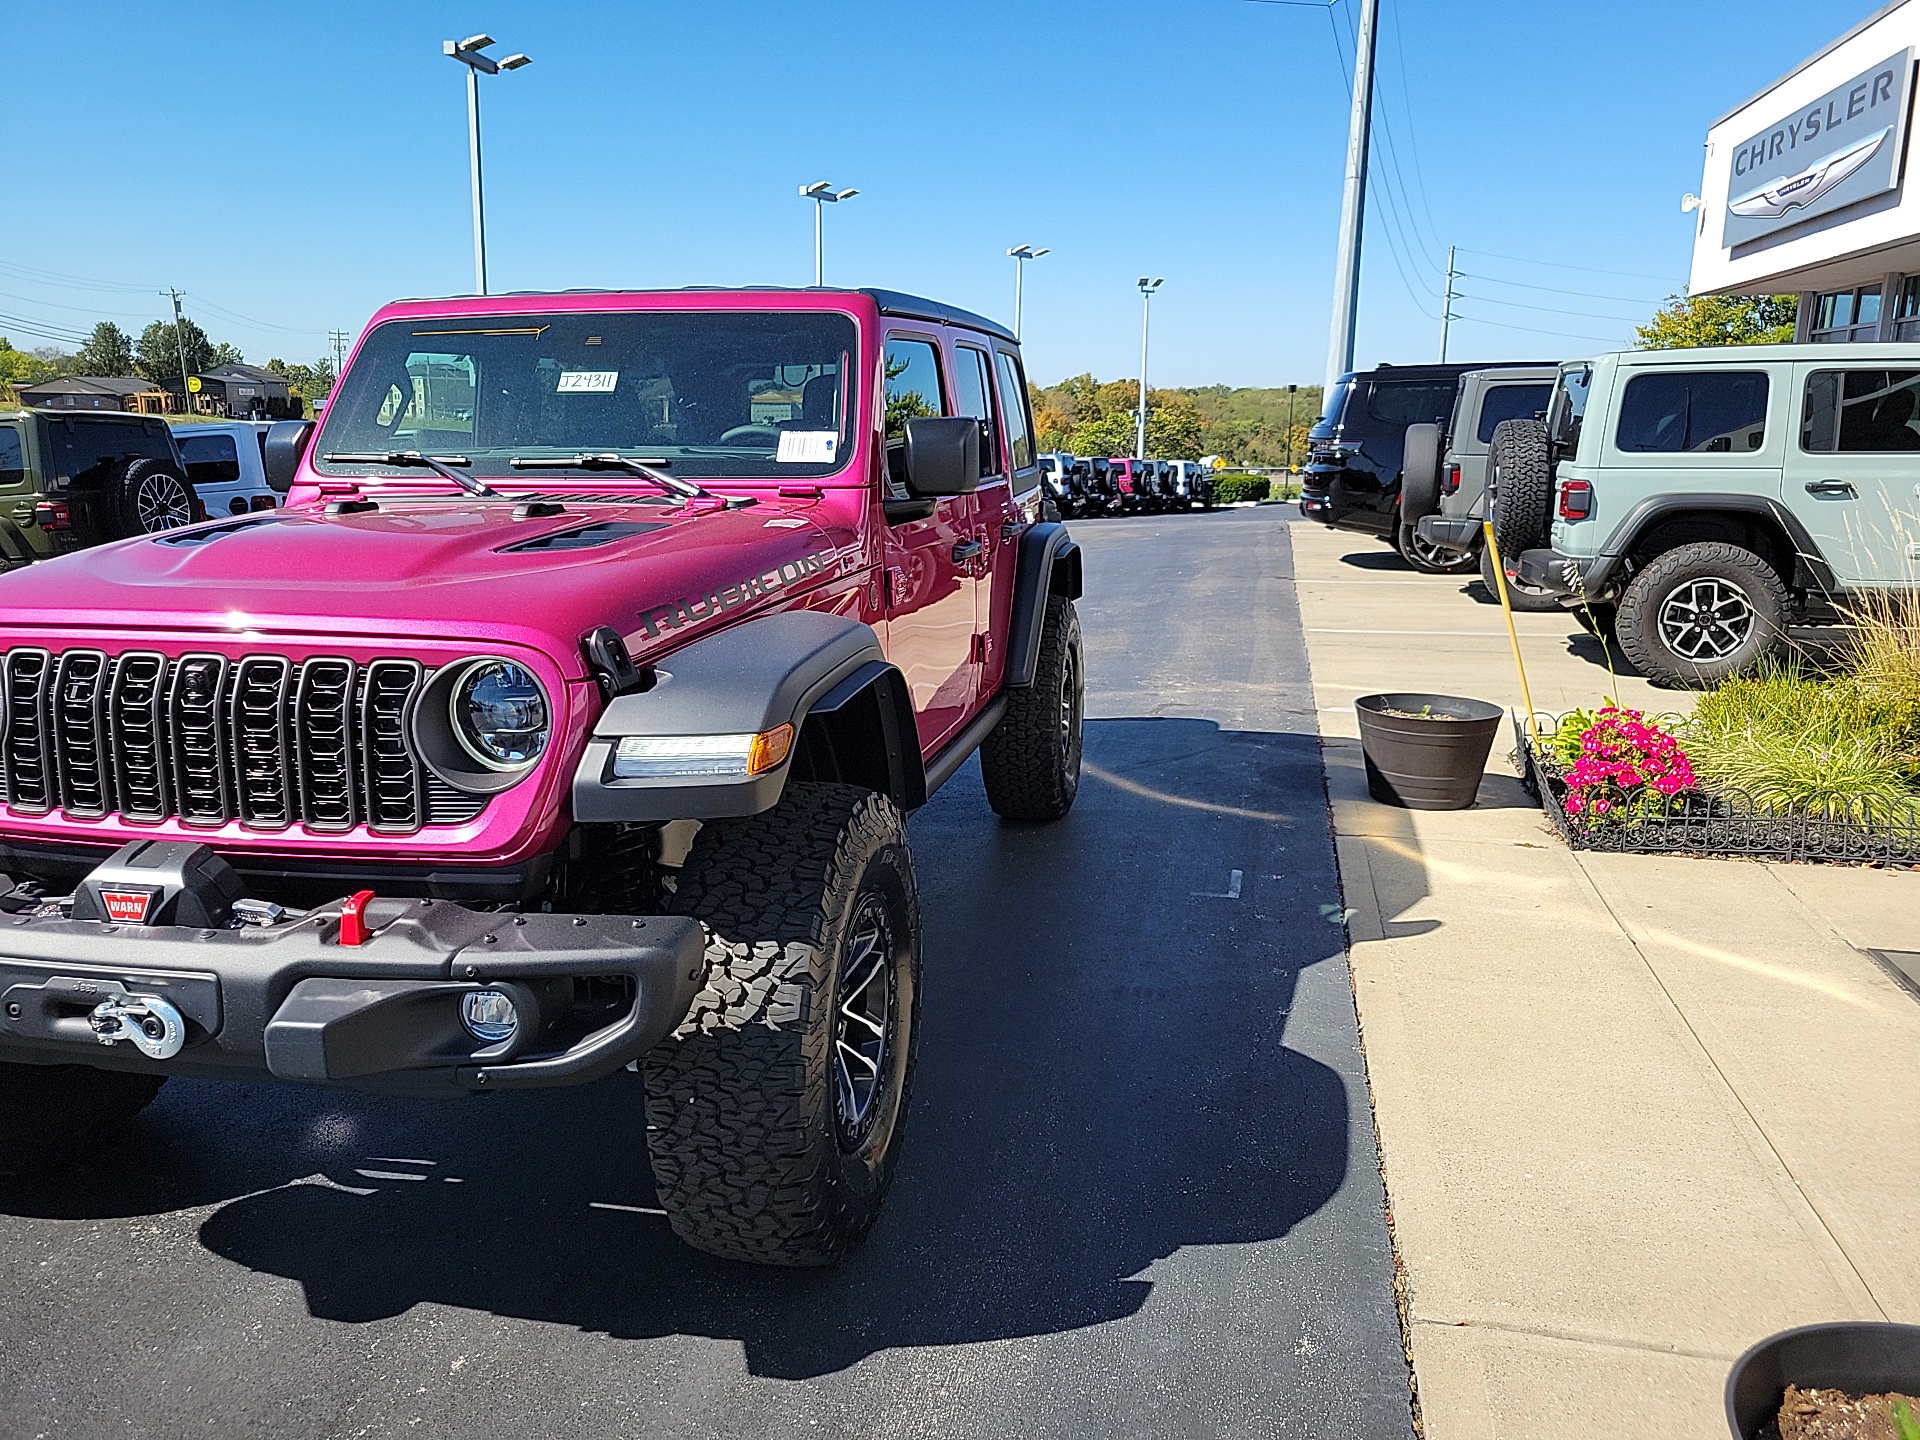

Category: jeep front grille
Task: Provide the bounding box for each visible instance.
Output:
[0,649,487,834]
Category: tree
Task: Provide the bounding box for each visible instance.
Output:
[71,322,135,378]
[136,317,215,386]
[1635,293,1797,349]
[0,338,59,390]
[210,342,245,367]
[1144,391,1204,460]
[1066,411,1137,459]
[265,356,337,405]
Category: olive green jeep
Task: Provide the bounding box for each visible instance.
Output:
[0,409,200,566]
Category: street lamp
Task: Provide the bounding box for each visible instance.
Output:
[799,181,859,286]
[443,33,532,296]
[1286,383,1298,473]
[1007,245,1048,340]
[1135,277,1163,461]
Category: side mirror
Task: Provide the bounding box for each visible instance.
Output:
[903,416,980,497]
[262,419,315,493]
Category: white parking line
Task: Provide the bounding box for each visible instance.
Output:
[1193,869,1243,899]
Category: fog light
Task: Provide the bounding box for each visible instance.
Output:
[461,989,519,1044]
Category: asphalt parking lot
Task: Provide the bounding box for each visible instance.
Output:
[0,508,1411,1440]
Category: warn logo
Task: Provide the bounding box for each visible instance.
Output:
[99,888,157,924]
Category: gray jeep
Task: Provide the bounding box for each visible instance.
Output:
[1401,365,1559,603]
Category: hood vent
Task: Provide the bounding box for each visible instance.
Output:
[155,517,279,548]
[500,520,669,553]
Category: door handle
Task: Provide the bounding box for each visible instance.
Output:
[1805,479,1858,497]
[951,539,984,563]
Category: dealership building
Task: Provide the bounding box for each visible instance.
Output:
[1691,1,1920,341]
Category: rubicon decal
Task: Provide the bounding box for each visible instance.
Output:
[638,549,834,639]
[99,888,157,924]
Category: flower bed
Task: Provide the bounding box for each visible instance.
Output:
[1518,711,1920,865]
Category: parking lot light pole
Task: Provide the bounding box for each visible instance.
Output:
[1286,383,1298,472]
[800,182,859,286]
[1007,245,1048,340]
[1135,277,1163,461]
[1323,0,1378,394]
[443,34,532,296]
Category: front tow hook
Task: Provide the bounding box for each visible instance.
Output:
[89,992,187,1060]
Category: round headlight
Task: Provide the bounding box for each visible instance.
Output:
[451,659,549,770]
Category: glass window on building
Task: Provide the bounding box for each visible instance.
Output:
[1894,278,1920,342]
[1811,285,1886,343]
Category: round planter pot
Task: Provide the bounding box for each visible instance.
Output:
[1355,693,1503,810]
[1726,1322,1920,1438]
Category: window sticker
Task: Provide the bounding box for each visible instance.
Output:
[776,431,838,463]
[556,370,618,394]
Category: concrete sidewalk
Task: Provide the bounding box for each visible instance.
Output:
[1290,519,1920,1439]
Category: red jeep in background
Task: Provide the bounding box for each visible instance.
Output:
[0,287,1084,1267]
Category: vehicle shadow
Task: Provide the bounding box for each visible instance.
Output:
[1338,547,1409,571]
[0,717,1356,1382]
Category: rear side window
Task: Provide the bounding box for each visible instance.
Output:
[994,350,1034,471]
[1615,372,1769,453]
[1801,370,1920,452]
[883,337,945,439]
[1364,381,1459,428]
[0,426,21,485]
[178,433,241,487]
[48,421,152,487]
[1476,384,1552,443]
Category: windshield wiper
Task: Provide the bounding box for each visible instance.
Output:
[322,451,500,499]
[508,454,753,507]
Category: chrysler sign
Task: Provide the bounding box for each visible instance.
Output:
[1724,50,1914,246]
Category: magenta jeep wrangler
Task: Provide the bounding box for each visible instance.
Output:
[0,288,1084,1266]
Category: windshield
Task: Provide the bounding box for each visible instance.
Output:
[314,310,860,481]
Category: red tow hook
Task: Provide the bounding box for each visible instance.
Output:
[337,889,377,946]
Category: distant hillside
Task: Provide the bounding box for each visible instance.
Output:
[1029,374,1323,468]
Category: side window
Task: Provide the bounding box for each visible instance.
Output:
[994,350,1035,472]
[0,427,21,485]
[1614,372,1769,454]
[178,434,242,487]
[883,337,945,439]
[952,346,1000,475]
[1366,381,1459,427]
[1475,384,1552,443]
[1801,370,1920,453]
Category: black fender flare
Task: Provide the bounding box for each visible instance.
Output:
[1589,493,1837,595]
[1005,522,1082,688]
[572,610,925,821]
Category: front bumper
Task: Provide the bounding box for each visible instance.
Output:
[0,897,704,1098]
[1415,514,1481,554]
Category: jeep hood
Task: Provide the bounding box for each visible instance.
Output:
[0,500,847,666]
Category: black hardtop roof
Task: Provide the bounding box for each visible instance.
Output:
[412,285,1019,345]
[1344,361,1556,383]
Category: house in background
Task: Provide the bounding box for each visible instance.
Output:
[174,363,298,419]
[13,375,174,413]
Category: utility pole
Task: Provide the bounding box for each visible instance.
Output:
[329,329,349,379]
[165,288,191,409]
[1323,0,1380,395]
[1438,245,1458,362]
[1286,383,1298,473]
[1135,277,1163,461]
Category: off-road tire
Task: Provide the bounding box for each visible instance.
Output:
[1395,521,1478,575]
[0,1062,166,1179]
[1479,542,1563,612]
[646,782,920,1266]
[1486,418,1553,566]
[1615,542,1790,688]
[980,594,1083,821]
[105,458,197,539]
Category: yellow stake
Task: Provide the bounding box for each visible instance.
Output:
[1483,521,1541,744]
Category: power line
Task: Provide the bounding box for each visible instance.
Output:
[1455,289,1656,325]
[1458,271,1670,306]
[1456,246,1685,285]
[1450,310,1633,345]
[182,292,326,338]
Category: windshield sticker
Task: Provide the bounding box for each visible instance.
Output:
[775,431,837,464]
[556,370,619,394]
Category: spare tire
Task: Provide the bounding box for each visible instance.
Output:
[1486,418,1553,570]
[105,458,198,539]
[1399,422,1444,520]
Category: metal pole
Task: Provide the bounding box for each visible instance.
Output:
[1135,288,1152,461]
[1286,384,1297,472]
[467,65,487,295]
[168,289,191,409]
[1439,244,1457,362]
[813,198,824,286]
[1013,255,1024,341]
[1323,0,1379,395]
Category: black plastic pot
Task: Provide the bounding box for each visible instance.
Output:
[1355,693,1503,810]
[1727,1322,1920,1438]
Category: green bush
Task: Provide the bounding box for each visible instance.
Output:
[1212,474,1270,504]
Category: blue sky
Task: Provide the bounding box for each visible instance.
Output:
[3,1,1867,388]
